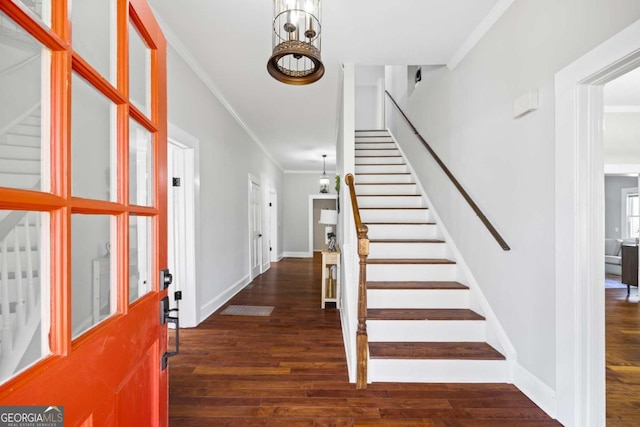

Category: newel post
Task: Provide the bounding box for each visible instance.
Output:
[356,223,369,389]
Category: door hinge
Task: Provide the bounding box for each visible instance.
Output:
[172,177,181,187]
[269,202,272,207]
[270,247,272,251]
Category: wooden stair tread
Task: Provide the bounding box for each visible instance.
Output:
[368,308,484,321]
[368,342,505,360]
[369,239,444,243]
[356,183,415,185]
[357,194,420,197]
[367,258,455,265]
[355,163,407,166]
[367,281,469,290]
[360,207,427,210]
[355,155,402,158]
[355,148,398,151]
[366,222,435,225]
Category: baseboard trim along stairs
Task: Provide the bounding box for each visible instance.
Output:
[354,129,508,383]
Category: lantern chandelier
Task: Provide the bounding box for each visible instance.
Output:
[267,0,324,85]
[319,154,330,193]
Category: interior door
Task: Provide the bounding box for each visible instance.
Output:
[250,179,262,280]
[0,0,169,425]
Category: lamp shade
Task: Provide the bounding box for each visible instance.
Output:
[318,209,337,225]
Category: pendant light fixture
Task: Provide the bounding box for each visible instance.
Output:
[267,0,324,85]
[319,154,329,193]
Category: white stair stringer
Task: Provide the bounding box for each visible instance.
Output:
[354,129,509,384]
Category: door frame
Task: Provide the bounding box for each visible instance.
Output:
[167,123,199,328]
[269,190,279,262]
[308,194,337,256]
[555,18,640,427]
[248,174,262,280]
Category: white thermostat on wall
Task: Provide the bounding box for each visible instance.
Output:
[513,89,539,119]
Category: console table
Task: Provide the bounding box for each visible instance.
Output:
[622,243,638,295]
[320,243,340,309]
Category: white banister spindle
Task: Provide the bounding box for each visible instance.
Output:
[24,213,35,313]
[13,229,25,327]
[1,238,13,356]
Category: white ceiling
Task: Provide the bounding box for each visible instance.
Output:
[148,0,504,171]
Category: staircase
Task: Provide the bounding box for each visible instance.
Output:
[0,105,41,191]
[354,129,508,383]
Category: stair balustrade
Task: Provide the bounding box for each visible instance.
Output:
[345,173,369,389]
[385,91,511,251]
[0,211,40,370]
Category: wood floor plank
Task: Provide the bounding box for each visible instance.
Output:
[168,255,558,425]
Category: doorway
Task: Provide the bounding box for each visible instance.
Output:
[555,19,640,426]
[167,124,199,328]
[249,175,262,280]
[269,191,279,262]
[308,194,338,255]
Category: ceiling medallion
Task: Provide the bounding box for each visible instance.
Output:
[267,0,324,85]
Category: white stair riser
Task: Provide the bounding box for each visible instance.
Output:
[355,164,408,174]
[367,289,468,309]
[354,142,396,150]
[355,157,404,165]
[355,174,413,184]
[12,124,40,137]
[368,320,485,342]
[369,241,446,259]
[360,209,430,223]
[367,224,436,239]
[0,159,40,174]
[21,113,41,127]
[0,174,41,189]
[0,145,41,161]
[367,263,457,281]
[4,134,40,147]
[369,359,508,383]
[355,149,400,157]
[356,184,418,195]
[355,131,390,137]
[357,196,424,208]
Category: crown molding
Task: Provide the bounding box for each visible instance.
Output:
[447,0,517,70]
[150,8,284,172]
[283,170,337,174]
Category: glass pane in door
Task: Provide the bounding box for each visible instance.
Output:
[129,22,151,116]
[0,11,48,192]
[15,0,51,27]
[0,210,49,384]
[70,0,116,83]
[71,73,116,201]
[129,215,152,303]
[129,119,154,206]
[71,214,115,339]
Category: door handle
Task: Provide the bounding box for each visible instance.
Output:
[160,268,173,290]
[258,234,263,237]
[160,296,179,370]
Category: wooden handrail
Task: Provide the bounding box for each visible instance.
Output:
[385,91,511,251]
[345,173,369,389]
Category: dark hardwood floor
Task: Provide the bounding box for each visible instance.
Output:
[169,255,560,426]
[606,286,640,426]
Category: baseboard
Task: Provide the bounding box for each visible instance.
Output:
[199,274,250,321]
[512,362,557,419]
[282,251,312,258]
[339,295,356,383]
[262,261,270,273]
[277,253,284,261]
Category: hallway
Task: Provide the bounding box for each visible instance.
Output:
[168,256,559,426]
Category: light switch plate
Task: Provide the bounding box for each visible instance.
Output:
[513,89,539,119]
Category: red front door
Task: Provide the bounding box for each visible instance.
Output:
[0,0,169,424]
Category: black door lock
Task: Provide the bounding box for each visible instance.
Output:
[160,295,179,370]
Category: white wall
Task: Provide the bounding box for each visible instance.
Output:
[604,113,640,164]
[166,45,283,322]
[385,0,640,393]
[282,172,336,255]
